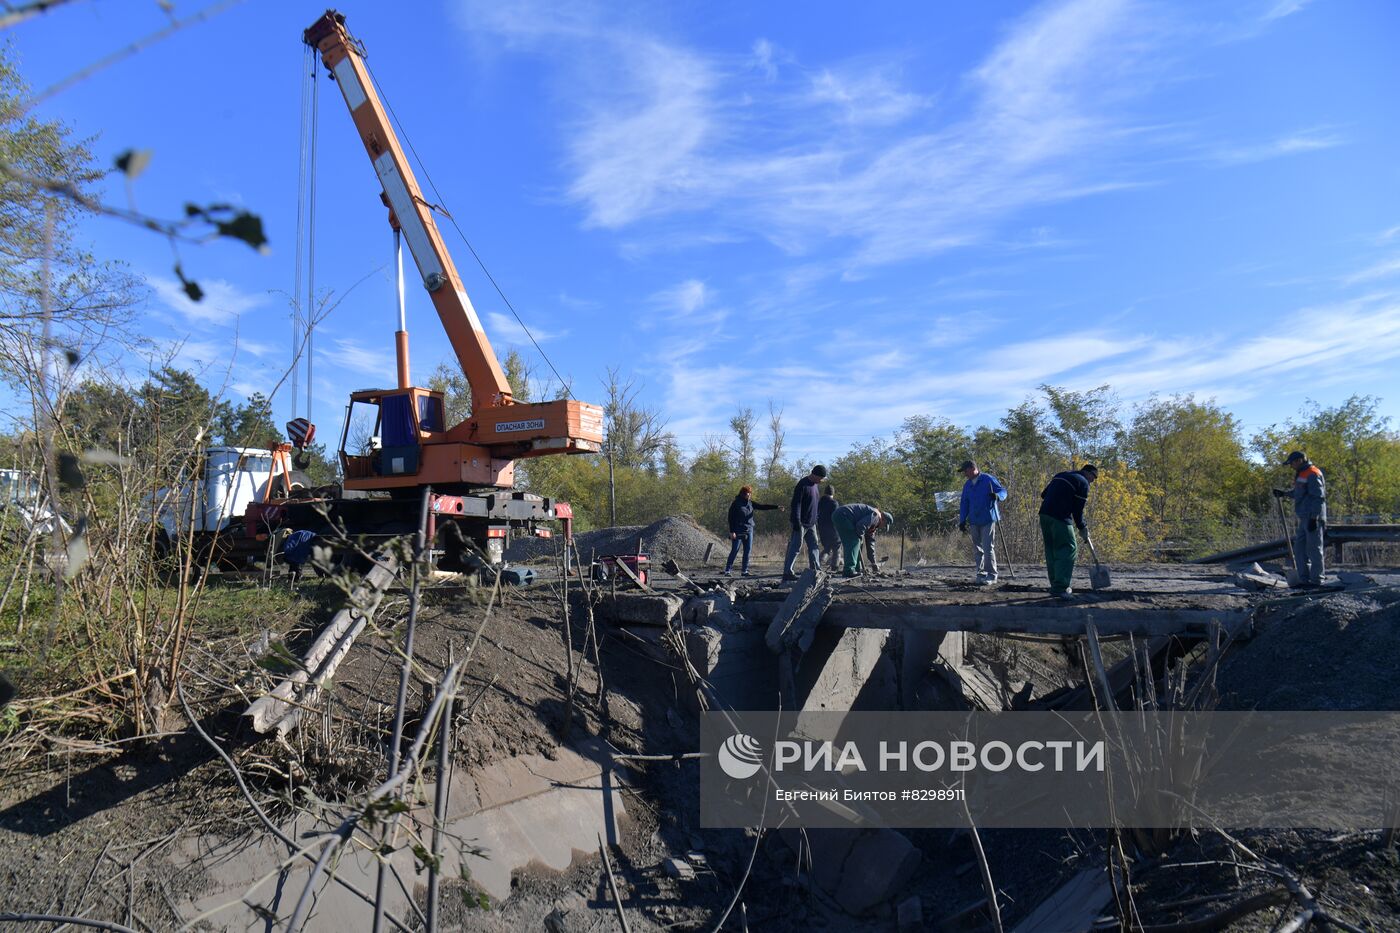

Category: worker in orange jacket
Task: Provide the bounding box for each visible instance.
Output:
[1273,450,1327,587]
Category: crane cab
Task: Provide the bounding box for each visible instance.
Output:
[340,386,513,492]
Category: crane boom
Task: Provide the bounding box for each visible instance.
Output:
[303,10,603,493]
[305,10,512,406]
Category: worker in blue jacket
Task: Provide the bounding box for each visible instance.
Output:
[958,460,1007,584]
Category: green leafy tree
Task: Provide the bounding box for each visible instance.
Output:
[830,438,919,528]
[1126,395,1254,548]
[218,392,281,448]
[895,415,972,530]
[1039,383,1121,465]
[0,49,142,392]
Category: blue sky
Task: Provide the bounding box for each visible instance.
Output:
[11,0,1400,463]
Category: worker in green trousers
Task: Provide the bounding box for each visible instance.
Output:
[832,503,892,577]
[1037,464,1098,598]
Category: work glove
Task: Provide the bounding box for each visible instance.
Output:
[1272,488,1290,499]
[958,521,968,534]
[1076,523,1088,536]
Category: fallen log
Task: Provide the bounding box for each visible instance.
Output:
[245,548,399,734]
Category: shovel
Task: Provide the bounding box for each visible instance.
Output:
[1083,531,1110,590]
[1275,496,1300,586]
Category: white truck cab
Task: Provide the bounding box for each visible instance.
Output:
[153,447,284,541]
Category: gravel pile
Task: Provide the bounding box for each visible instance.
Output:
[506,514,726,565]
[1216,588,1400,710]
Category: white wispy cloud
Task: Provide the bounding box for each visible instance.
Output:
[486,310,565,345]
[653,278,708,316]
[1343,255,1400,286]
[148,275,268,327]
[661,294,1400,457]
[571,42,716,228]
[318,338,392,376]
[1211,128,1344,165]
[1262,0,1314,21]
[458,0,1169,270]
[751,38,778,80]
[808,66,929,126]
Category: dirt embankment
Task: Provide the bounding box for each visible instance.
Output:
[1217,587,1400,710]
[507,514,726,565]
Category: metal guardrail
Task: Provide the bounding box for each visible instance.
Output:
[1190,523,1400,565]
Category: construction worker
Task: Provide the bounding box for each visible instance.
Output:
[1273,451,1327,587]
[282,528,318,586]
[782,465,828,581]
[958,459,1007,585]
[832,503,893,577]
[817,485,841,571]
[723,485,778,577]
[1038,464,1098,598]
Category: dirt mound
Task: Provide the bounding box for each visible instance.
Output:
[507,514,726,565]
[1216,587,1400,710]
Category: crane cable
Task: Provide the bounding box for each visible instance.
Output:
[305,48,319,422]
[292,45,320,425]
[362,59,573,400]
[292,43,309,420]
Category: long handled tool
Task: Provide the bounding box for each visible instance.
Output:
[997,520,1015,579]
[1275,495,1300,586]
[1083,531,1110,590]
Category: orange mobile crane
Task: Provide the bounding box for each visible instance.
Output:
[304,9,603,488]
[242,10,602,572]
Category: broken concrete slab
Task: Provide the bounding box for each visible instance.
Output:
[682,624,779,711]
[765,568,830,651]
[598,591,683,626]
[1010,866,1114,933]
[794,626,895,716]
[447,747,629,902]
[780,826,859,896]
[780,826,920,915]
[835,829,922,915]
[683,590,752,632]
[544,893,605,933]
[897,895,924,932]
[828,602,1252,639]
[1232,569,1288,591]
[663,856,696,880]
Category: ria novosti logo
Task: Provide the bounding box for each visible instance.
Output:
[717,733,764,779]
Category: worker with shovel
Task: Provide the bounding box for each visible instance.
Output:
[1038,464,1098,598]
[957,459,1007,585]
[1273,450,1327,588]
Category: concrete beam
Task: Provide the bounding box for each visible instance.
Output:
[823,603,1252,639]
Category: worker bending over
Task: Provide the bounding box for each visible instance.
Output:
[958,460,1007,585]
[832,503,893,577]
[1038,464,1098,598]
[1274,450,1327,587]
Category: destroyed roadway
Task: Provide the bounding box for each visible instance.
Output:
[601,562,1334,642]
